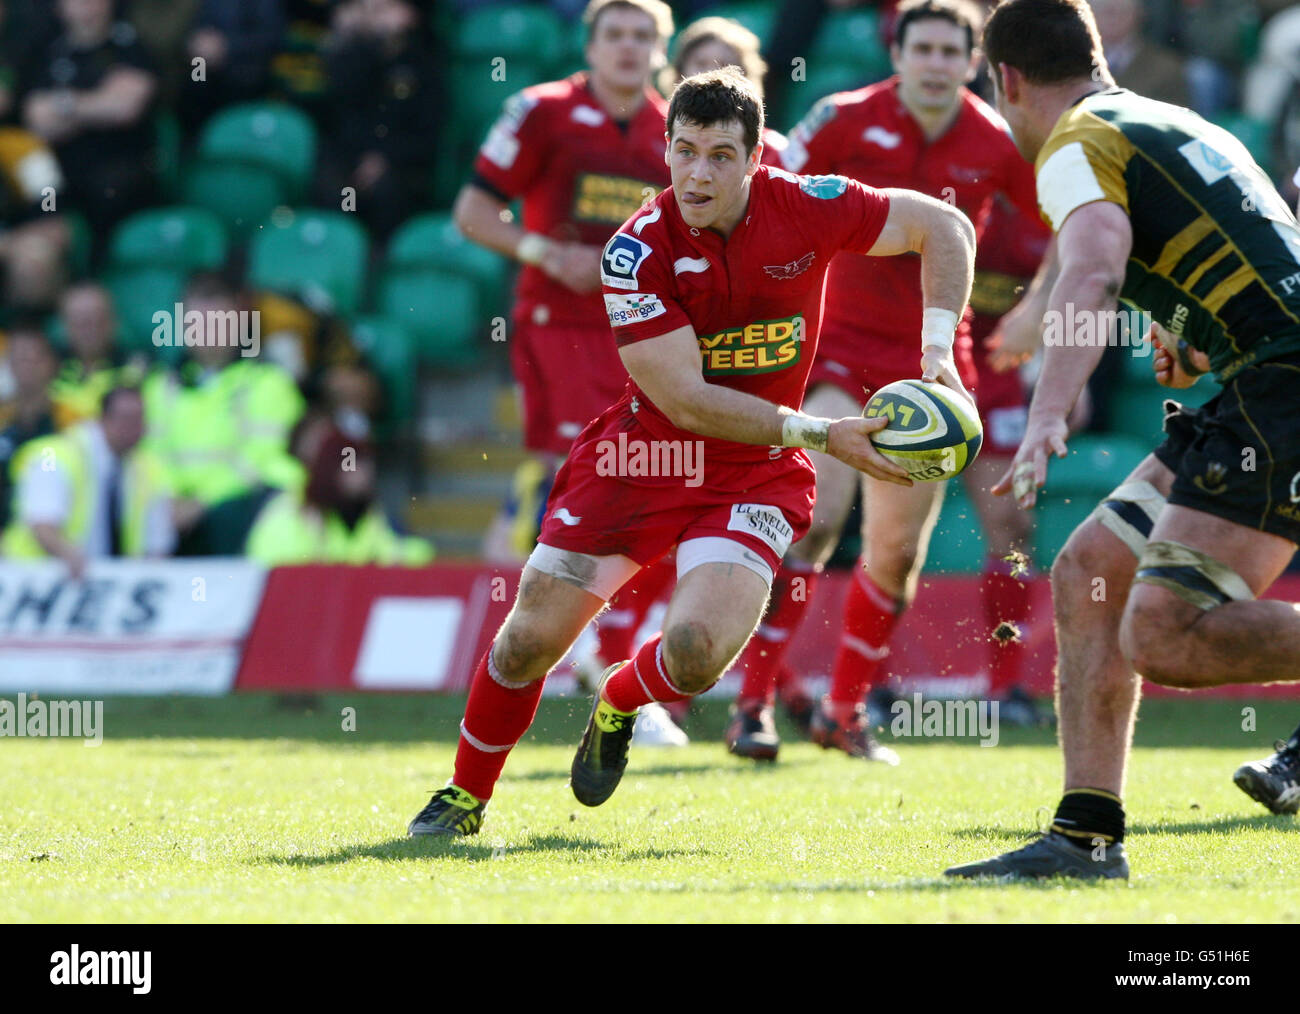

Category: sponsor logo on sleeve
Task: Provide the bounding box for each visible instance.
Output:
[798,174,849,199]
[604,292,666,327]
[601,233,653,290]
[727,503,795,558]
[481,125,521,169]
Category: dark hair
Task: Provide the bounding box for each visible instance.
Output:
[101,384,142,417]
[894,0,982,55]
[583,0,674,43]
[982,0,1106,85]
[667,66,763,155]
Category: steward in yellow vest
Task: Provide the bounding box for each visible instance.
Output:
[244,427,431,566]
[1,388,173,572]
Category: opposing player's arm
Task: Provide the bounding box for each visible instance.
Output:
[619,326,911,485]
[865,189,976,397]
[988,235,1058,372]
[993,200,1132,507]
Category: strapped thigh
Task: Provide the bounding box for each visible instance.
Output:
[1090,479,1167,558]
[1133,540,1256,610]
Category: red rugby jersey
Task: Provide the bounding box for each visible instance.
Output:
[969,192,1052,342]
[599,164,890,464]
[782,77,1040,364]
[473,73,670,329]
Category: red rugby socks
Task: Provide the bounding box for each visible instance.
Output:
[828,562,904,704]
[601,633,692,712]
[452,644,546,801]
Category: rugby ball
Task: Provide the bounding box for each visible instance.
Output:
[864,379,982,481]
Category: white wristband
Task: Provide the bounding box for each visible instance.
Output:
[516,233,551,266]
[781,414,831,453]
[921,307,959,355]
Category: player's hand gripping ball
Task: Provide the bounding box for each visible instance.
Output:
[864,379,982,481]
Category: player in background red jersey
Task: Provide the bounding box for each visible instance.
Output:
[458,1,685,735]
[727,0,1051,764]
[407,68,976,836]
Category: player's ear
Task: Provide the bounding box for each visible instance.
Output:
[890,42,902,75]
[964,47,980,84]
[999,63,1021,104]
[749,139,764,174]
[663,130,671,168]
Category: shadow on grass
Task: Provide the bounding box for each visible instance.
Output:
[253,834,710,866]
[951,813,1295,843]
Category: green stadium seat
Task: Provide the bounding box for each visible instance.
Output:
[1032,497,1096,563]
[698,2,777,44]
[196,102,317,199]
[108,207,228,273]
[925,482,987,573]
[351,316,418,429]
[375,268,480,368]
[454,4,566,70]
[247,210,369,318]
[65,211,91,278]
[387,212,510,314]
[450,63,549,155]
[810,8,891,80]
[104,265,188,359]
[181,161,286,239]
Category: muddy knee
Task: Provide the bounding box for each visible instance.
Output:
[661,619,731,694]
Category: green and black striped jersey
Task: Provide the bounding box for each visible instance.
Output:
[1035,88,1300,381]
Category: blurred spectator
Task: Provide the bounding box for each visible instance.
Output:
[50,281,146,427]
[1145,0,1262,117]
[244,424,432,565]
[316,0,438,241]
[126,0,200,108]
[254,289,381,436]
[1244,5,1300,133]
[0,321,58,531]
[142,271,304,554]
[0,385,175,574]
[0,0,71,317]
[1090,0,1191,108]
[269,0,335,120]
[22,0,159,241]
[181,0,286,134]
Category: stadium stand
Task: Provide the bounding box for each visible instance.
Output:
[0,0,1295,573]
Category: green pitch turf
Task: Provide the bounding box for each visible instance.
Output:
[1,693,1297,923]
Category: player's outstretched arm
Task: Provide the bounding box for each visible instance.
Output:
[453,184,601,292]
[866,189,976,400]
[992,200,1133,508]
[619,325,912,486]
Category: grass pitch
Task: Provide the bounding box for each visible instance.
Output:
[2,693,1297,923]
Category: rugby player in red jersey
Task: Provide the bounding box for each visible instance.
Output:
[726,0,1051,764]
[457,0,685,718]
[408,67,976,836]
